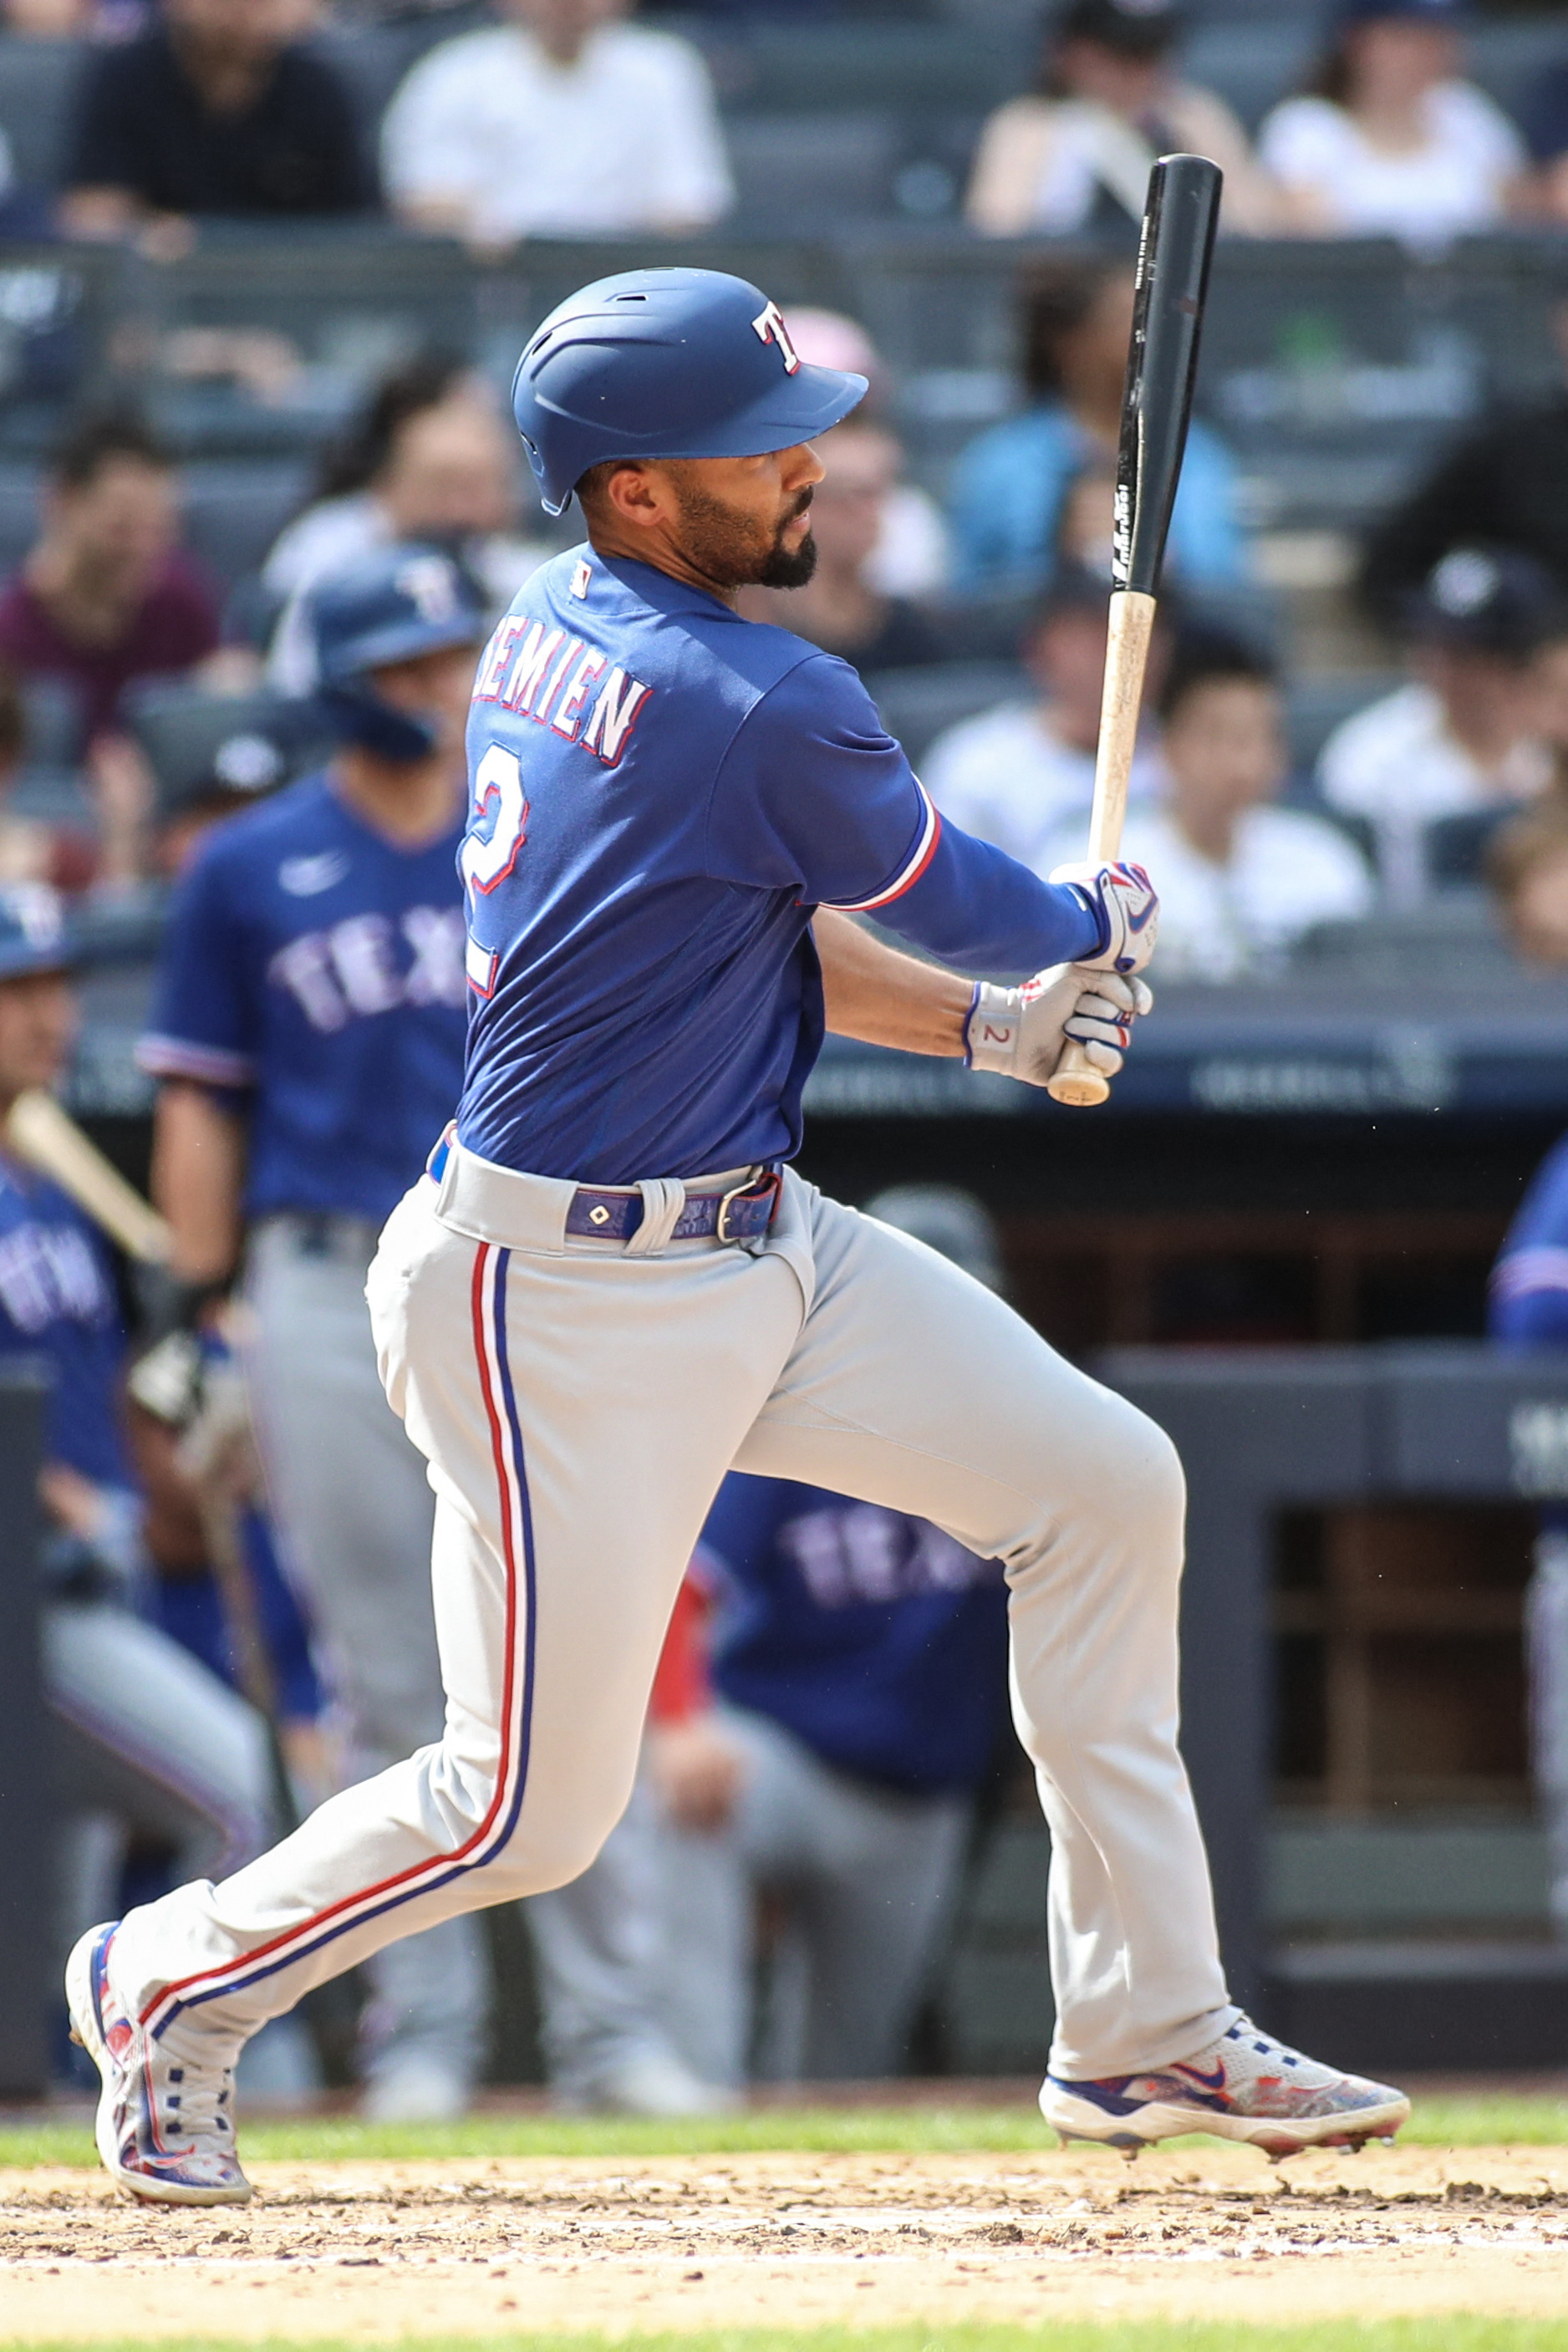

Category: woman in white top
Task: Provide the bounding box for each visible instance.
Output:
[1259,0,1527,249]
[966,0,1280,239]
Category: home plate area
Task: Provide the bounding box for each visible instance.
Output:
[6,2145,1568,2334]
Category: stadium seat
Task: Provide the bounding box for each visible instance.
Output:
[864,659,1026,766]
[725,112,904,228]
[1183,23,1319,132]
[0,37,80,190]
[177,460,315,591]
[1285,671,1400,774]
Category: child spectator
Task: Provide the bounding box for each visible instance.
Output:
[1489,799,1568,968]
[924,566,1166,874]
[948,257,1246,601]
[1259,0,1526,249]
[0,415,220,747]
[966,0,1277,238]
[1046,630,1373,982]
[1319,545,1558,905]
[737,420,940,675]
[380,0,731,249]
[262,359,530,693]
[61,0,374,249]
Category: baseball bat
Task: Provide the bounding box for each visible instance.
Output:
[6,1088,173,1263]
[1046,151,1224,1109]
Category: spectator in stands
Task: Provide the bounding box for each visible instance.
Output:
[1258,0,1527,249]
[1362,302,1568,621]
[966,0,1277,240]
[1489,798,1568,968]
[924,566,1165,871]
[262,359,531,693]
[0,660,100,896]
[380,0,731,249]
[784,308,949,602]
[0,415,220,745]
[8,0,145,28]
[948,257,1246,601]
[1043,631,1372,982]
[737,421,941,675]
[1319,545,1557,906]
[650,1188,1011,2086]
[61,0,374,252]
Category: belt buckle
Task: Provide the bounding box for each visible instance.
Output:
[715,1168,776,1245]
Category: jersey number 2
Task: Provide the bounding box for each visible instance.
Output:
[461,744,528,996]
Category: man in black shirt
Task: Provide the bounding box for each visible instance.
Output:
[1361,305,1568,623]
[62,0,375,244]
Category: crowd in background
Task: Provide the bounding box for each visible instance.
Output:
[14,0,1568,2110]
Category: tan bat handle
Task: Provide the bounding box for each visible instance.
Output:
[6,1088,172,1263]
[1045,588,1158,1109]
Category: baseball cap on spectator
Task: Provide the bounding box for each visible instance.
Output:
[1405,546,1565,657]
[1053,0,1185,57]
[0,883,74,981]
[155,726,288,826]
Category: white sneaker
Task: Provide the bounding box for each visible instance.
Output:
[360,2053,471,2125]
[1041,2013,1410,2159]
[66,1921,252,2206]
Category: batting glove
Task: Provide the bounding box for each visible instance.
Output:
[965,966,1153,1087]
[1050,859,1159,975]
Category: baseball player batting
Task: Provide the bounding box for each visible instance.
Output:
[69,266,1408,2205]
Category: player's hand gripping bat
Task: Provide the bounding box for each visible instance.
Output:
[1046,151,1224,1109]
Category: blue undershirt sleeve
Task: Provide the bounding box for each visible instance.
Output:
[138,839,259,1092]
[705,652,1101,975]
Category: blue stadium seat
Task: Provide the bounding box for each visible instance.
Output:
[178,459,313,591]
[726,112,904,227]
[0,37,81,190]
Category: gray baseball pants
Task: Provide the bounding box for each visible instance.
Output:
[655,1704,971,2084]
[114,1151,1235,2084]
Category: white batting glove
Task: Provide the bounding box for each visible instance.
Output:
[1049,859,1159,975]
[965,966,1153,1087]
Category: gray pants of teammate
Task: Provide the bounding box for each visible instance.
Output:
[244,1214,666,2099]
[47,1596,276,1955]
[1530,1531,1568,1932]
[656,1706,970,2085]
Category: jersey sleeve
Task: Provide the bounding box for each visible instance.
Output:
[138,837,259,1092]
[705,653,1100,974]
[1490,1134,1568,1347]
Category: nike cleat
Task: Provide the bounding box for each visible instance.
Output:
[66,1921,252,2207]
[1041,2013,1410,2161]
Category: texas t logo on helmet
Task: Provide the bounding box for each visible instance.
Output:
[751,300,801,375]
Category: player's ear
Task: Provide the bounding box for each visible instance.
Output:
[602,461,664,531]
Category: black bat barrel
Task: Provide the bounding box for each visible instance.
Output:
[1115,152,1224,600]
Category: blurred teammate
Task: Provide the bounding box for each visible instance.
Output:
[0,887,276,1988]
[653,1188,1010,2085]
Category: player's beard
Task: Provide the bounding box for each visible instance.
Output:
[669,475,818,592]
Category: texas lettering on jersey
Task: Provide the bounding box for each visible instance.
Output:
[269,905,466,1035]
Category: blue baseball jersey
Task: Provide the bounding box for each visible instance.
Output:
[1491,1130,1568,1349]
[0,1152,130,1485]
[141,772,468,1221]
[456,547,1100,1184]
[696,1473,1009,1798]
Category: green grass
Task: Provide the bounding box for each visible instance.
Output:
[7,2325,1568,2352]
[3,2090,1568,2168]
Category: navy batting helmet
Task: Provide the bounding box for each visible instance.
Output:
[309,543,486,763]
[512,267,868,517]
[0,883,74,984]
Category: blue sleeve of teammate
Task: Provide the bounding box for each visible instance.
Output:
[138,836,258,1091]
[705,654,1100,973]
[1490,1131,1568,1349]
